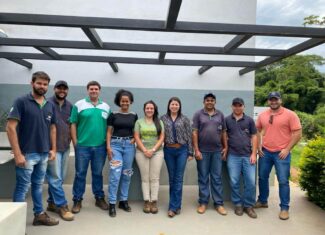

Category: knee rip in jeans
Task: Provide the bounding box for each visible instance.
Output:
[110,160,122,171]
[122,168,134,177]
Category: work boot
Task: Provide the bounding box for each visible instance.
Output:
[244,207,257,219]
[118,201,131,212]
[254,201,268,208]
[216,205,227,216]
[279,210,289,220]
[95,198,109,210]
[47,202,57,213]
[58,205,74,221]
[33,212,59,226]
[150,201,158,214]
[197,204,207,214]
[71,200,82,214]
[234,206,244,216]
[143,201,151,213]
[109,204,116,217]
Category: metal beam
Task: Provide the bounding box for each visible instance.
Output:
[5,58,32,69]
[108,62,118,73]
[0,52,256,67]
[198,66,212,75]
[81,27,103,48]
[159,0,182,62]
[34,46,61,59]
[224,35,252,53]
[1,13,325,38]
[239,38,325,75]
[0,38,287,56]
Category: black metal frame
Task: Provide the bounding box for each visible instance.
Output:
[0,2,324,75]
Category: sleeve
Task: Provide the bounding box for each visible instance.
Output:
[51,104,57,125]
[7,98,23,121]
[134,113,138,122]
[192,111,200,130]
[255,115,262,130]
[184,117,193,155]
[249,117,257,135]
[69,105,78,124]
[134,120,140,133]
[289,112,302,131]
[107,112,114,127]
[160,120,165,133]
[221,113,226,131]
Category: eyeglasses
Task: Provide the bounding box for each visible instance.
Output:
[269,115,274,124]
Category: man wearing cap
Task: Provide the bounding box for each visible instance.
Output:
[192,93,228,215]
[255,92,302,220]
[225,98,258,218]
[46,80,74,221]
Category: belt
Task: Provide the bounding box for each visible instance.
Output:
[111,136,133,140]
[165,143,182,148]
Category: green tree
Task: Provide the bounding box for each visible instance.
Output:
[303,15,325,26]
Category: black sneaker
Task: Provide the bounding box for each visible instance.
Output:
[118,201,131,212]
[109,204,116,217]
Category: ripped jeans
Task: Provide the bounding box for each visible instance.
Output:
[108,138,135,204]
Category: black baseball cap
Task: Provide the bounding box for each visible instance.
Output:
[268,91,281,100]
[54,80,69,89]
[232,97,245,105]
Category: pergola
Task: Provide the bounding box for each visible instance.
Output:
[0,0,324,75]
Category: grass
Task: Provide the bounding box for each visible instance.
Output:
[291,142,305,169]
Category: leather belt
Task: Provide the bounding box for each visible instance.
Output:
[166,143,182,148]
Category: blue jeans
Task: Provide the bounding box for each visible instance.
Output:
[227,154,256,208]
[13,152,48,214]
[46,149,70,207]
[73,144,106,201]
[108,138,135,204]
[164,145,188,211]
[257,148,291,210]
[196,151,223,206]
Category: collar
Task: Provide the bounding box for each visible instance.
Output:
[231,113,246,120]
[268,106,284,116]
[28,92,47,101]
[50,96,66,106]
[85,96,102,104]
[202,108,217,116]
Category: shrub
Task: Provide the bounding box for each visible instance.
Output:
[299,137,325,209]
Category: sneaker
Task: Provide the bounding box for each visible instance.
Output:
[58,205,74,221]
[150,201,158,214]
[244,207,257,219]
[109,204,116,217]
[47,202,57,213]
[216,206,227,216]
[71,200,82,214]
[254,201,268,208]
[118,201,131,212]
[279,210,289,220]
[197,204,207,214]
[168,210,176,218]
[234,206,244,216]
[95,198,109,210]
[143,201,151,213]
[33,212,59,226]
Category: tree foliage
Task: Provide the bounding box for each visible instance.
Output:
[303,15,325,26]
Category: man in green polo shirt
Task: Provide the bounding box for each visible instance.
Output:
[70,81,111,213]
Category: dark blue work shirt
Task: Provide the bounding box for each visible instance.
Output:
[225,113,257,156]
[8,93,56,154]
[48,96,72,152]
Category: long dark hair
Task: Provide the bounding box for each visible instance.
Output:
[143,100,162,136]
[167,97,182,117]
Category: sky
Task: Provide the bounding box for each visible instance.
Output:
[256,0,325,71]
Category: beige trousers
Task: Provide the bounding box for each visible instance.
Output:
[135,149,164,201]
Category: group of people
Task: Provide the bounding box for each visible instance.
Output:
[6,71,302,226]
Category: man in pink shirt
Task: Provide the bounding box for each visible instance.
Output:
[254,92,302,220]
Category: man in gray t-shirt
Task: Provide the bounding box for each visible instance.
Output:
[192,93,228,215]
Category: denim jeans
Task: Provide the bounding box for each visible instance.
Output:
[108,138,135,204]
[164,145,188,211]
[227,154,256,208]
[196,151,223,206]
[73,144,106,201]
[257,148,291,210]
[46,149,70,207]
[13,152,48,214]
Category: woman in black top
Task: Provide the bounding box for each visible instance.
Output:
[160,97,193,218]
[106,89,138,217]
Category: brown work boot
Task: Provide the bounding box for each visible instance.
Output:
[95,198,109,210]
[279,210,289,220]
[216,205,227,216]
[47,202,57,212]
[150,201,158,214]
[197,204,207,214]
[71,200,82,214]
[244,207,257,219]
[254,201,268,208]
[58,205,74,221]
[234,206,244,216]
[143,201,151,213]
[33,212,59,226]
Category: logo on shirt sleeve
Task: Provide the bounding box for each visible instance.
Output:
[102,111,108,119]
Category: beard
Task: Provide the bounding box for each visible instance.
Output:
[270,104,281,110]
[33,87,47,96]
[55,93,67,100]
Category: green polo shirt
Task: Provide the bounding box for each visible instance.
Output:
[70,97,111,146]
